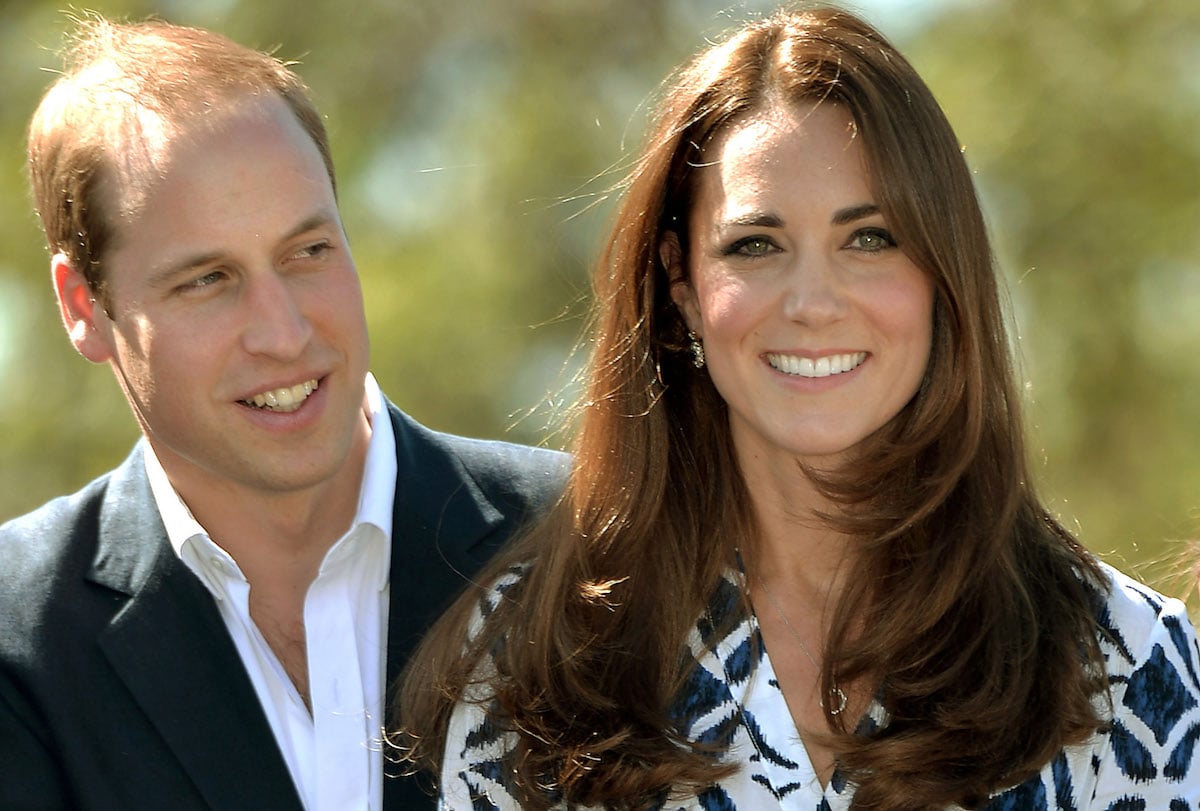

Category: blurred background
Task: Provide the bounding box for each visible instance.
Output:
[1,0,1197,599]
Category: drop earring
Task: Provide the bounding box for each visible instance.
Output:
[687,330,706,369]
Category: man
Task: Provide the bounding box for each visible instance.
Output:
[0,16,565,811]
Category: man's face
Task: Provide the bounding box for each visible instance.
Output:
[58,95,371,507]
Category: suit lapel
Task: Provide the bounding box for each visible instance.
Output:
[383,404,504,686]
[383,405,506,810]
[89,449,303,810]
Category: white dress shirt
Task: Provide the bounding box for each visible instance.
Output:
[146,374,397,811]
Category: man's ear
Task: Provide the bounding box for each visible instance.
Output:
[51,253,113,363]
[660,231,701,335]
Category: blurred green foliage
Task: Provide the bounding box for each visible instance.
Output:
[1,0,1197,599]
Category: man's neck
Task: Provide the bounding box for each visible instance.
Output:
[158,414,371,587]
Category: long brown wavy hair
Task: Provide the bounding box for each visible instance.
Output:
[393,7,1108,809]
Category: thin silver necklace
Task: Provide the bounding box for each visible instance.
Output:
[752,570,848,716]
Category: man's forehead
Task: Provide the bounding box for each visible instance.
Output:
[103,95,336,262]
[106,93,283,222]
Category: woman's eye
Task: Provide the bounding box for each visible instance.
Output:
[849,228,896,252]
[725,236,777,257]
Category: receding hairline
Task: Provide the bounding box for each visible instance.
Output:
[26,14,338,302]
[87,90,317,222]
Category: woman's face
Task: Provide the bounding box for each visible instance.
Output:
[666,101,934,479]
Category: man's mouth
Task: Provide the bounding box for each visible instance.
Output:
[241,379,318,412]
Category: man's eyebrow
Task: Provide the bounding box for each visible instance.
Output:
[146,211,341,288]
[285,211,340,242]
[831,203,880,226]
[146,251,226,288]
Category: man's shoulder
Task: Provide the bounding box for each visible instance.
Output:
[0,471,117,662]
[0,471,113,573]
[387,402,569,506]
[436,431,567,494]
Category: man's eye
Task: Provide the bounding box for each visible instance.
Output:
[294,241,332,260]
[186,270,225,289]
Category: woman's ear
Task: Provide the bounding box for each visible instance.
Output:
[51,253,114,363]
[660,231,701,335]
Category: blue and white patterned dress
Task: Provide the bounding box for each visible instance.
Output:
[441,563,1200,810]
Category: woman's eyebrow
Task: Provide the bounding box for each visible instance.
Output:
[831,203,880,226]
[721,212,785,229]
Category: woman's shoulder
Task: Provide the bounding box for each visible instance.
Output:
[1090,561,1200,790]
[985,562,1200,806]
[1093,561,1198,675]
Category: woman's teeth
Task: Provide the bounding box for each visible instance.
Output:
[767,352,866,378]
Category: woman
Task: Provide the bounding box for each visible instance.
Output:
[394,7,1200,809]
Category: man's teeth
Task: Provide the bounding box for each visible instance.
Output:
[245,379,318,412]
[767,352,866,378]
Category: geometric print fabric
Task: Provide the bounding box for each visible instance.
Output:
[439,563,1200,810]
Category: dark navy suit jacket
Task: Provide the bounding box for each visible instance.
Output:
[0,402,567,810]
